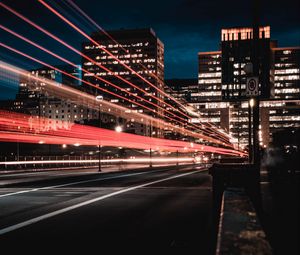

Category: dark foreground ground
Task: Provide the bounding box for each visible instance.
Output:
[261,170,300,255]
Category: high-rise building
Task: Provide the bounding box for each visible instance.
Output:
[198,51,222,102]
[221,26,274,100]
[165,26,300,149]
[273,47,300,99]
[82,28,165,136]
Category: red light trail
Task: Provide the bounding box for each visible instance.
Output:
[62,0,232,140]
[0,110,247,157]
[0,1,231,142]
[0,2,247,155]
[0,35,231,146]
[0,5,230,145]
[0,61,232,146]
[40,0,233,142]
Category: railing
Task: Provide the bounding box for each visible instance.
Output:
[0,155,196,171]
[0,155,98,170]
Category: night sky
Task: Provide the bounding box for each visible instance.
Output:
[1,0,299,99]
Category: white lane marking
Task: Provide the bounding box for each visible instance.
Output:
[0,166,203,199]
[0,170,200,235]
[0,169,169,199]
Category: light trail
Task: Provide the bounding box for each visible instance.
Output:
[0,2,236,147]
[0,40,231,147]
[63,0,166,87]
[0,23,230,145]
[39,0,233,142]
[0,34,207,141]
[64,0,129,54]
[1,0,230,142]
[63,0,224,139]
[0,61,232,146]
[0,109,247,157]
[0,157,195,166]
[64,1,233,141]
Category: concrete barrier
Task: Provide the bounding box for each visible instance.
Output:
[216,188,272,255]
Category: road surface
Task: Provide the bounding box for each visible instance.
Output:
[0,165,213,254]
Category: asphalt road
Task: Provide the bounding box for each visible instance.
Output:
[0,165,213,254]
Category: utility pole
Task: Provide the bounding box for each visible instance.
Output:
[96,95,103,172]
[250,0,262,211]
[248,98,254,163]
[149,120,152,168]
[252,0,260,170]
[98,107,102,172]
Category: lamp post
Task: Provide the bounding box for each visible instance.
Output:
[96,95,103,172]
[149,120,153,168]
[248,98,255,163]
[252,0,261,170]
[115,125,123,170]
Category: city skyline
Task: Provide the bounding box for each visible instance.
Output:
[1,0,300,99]
[0,2,299,253]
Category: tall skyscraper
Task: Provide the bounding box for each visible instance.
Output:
[198,51,222,102]
[82,28,165,136]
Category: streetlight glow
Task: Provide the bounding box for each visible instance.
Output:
[115,125,123,133]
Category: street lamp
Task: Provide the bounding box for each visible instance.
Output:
[248,97,256,164]
[96,95,103,172]
[149,120,153,168]
[115,126,123,169]
[115,125,123,133]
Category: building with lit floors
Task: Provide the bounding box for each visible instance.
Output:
[82,28,165,137]
[221,26,274,100]
[197,51,222,102]
[165,26,300,149]
[273,47,300,99]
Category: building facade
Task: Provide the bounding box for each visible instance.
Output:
[198,51,222,102]
[82,28,165,136]
[273,47,300,99]
[165,26,300,149]
[221,26,274,100]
